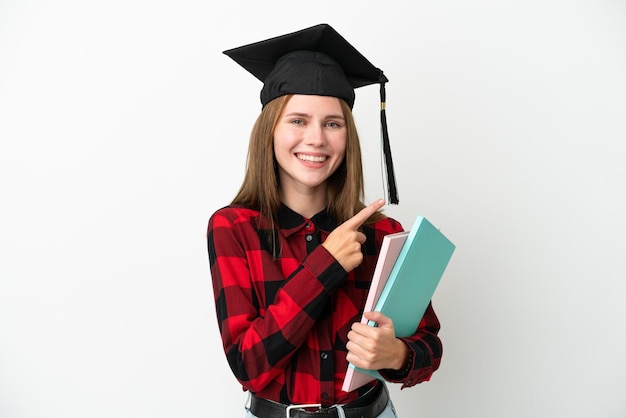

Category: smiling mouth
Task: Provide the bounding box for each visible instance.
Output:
[296,153,327,163]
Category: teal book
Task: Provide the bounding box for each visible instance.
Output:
[342,215,455,392]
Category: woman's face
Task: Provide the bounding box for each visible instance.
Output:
[273,94,347,198]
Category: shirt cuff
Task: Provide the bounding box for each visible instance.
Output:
[302,245,347,293]
[379,341,414,381]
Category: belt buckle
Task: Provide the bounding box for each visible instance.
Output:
[285,403,322,417]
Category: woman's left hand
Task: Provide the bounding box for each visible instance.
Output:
[346,311,409,371]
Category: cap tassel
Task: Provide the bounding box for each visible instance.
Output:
[379,76,399,204]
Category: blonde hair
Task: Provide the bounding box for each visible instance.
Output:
[232,94,383,229]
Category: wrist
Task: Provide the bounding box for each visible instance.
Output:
[393,339,410,371]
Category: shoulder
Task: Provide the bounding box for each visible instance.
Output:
[209,205,261,226]
[207,205,267,238]
[364,215,404,234]
[360,216,405,256]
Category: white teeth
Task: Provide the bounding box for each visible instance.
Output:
[297,154,326,163]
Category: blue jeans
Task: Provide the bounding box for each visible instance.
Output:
[244,393,398,418]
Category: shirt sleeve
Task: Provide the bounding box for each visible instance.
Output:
[207,209,347,393]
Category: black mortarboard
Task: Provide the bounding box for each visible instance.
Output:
[223,23,399,204]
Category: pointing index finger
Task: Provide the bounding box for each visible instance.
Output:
[343,199,386,230]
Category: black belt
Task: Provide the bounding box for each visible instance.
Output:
[249,383,388,418]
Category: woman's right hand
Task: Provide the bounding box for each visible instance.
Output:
[322,199,385,272]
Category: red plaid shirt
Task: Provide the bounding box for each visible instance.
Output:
[207,204,442,406]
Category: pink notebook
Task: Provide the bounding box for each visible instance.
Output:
[341,231,409,392]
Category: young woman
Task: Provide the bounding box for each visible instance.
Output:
[207,24,442,418]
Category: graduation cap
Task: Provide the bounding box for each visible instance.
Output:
[223,23,399,204]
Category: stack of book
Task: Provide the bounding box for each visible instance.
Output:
[342,215,456,392]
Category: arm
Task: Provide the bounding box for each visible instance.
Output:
[380,303,442,388]
[208,210,346,393]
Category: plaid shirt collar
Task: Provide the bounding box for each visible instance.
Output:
[276,204,339,238]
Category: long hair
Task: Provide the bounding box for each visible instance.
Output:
[231,94,384,231]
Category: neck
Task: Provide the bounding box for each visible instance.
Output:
[280,187,327,219]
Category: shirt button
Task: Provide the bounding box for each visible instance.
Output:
[305,222,311,228]
[306,234,313,242]
[322,393,329,400]
[321,352,328,360]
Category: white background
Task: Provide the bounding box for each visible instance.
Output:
[1,1,625,417]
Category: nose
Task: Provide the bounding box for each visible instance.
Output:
[304,124,326,147]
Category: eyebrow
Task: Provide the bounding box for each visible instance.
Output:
[283,112,345,120]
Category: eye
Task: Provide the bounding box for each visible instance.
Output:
[291,119,305,125]
[326,121,343,128]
